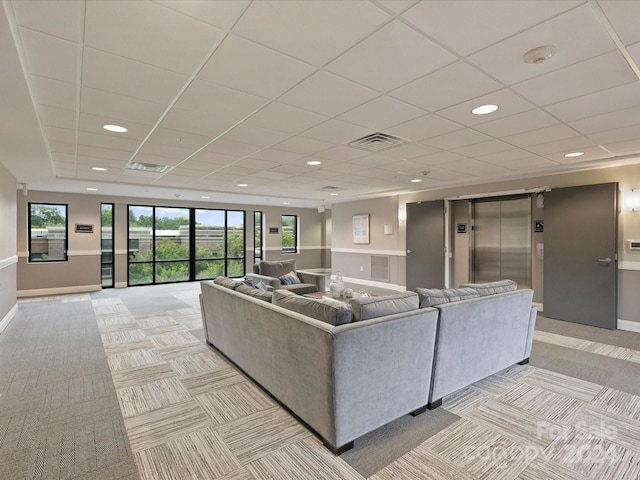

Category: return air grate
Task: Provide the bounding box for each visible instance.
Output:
[371,255,390,282]
[125,161,172,173]
[348,132,407,152]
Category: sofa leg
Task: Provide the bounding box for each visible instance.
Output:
[410,405,427,417]
[206,340,214,347]
[518,357,530,365]
[427,398,442,410]
[324,440,354,456]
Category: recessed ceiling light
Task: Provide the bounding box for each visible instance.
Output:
[201,196,210,199]
[330,193,338,196]
[283,202,290,205]
[564,152,584,158]
[87,187,98,191]
[411,179,423,183]
[523,45,557,64]
[237,183,248,187]
[103,124,128,133]
[472,104,499,115]
[91,167,107,171]
[306,160,321,166]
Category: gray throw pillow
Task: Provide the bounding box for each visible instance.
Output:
[349,291,418,321]
[272,290,353,326]
[213,276,243,290]
[459,279,517,296]
[236,284,273,302]
[414,287,480,308]
[259,259,296,278]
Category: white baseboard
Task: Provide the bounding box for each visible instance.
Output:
[17,284,102,298]
[533,302,543,313]
[618,319,640,333]
[0,304,18,334]
[115,282,128,288]
[341,276,406,292]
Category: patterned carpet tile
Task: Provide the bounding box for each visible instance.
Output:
[523,368,604,402]
[517,456,592,480]
[498,382,587,424]
[117,377,192,418]
[589,387,640,422]
[133,315,179,329]
[108,349,167,372]
[135,426,241,480]
[470,373,519,396]
[149,331,201,349]
[124,399,211,452]
[101,329,148,346]
[156,343,212,361]
[369,442,475,480]
[141,324,189,336]
[248,437,363,480]
[180,367,246,397]
[217,407,311,465]
[534,331,593,350]
[168,350,229,377]
[196,382,275,426]
[574,405,640,454]
[110,363,177,390]
[442,386,492,416]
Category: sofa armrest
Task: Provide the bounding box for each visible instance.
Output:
[245,273,279,291]
[297,271,328,291]
[523,305,538,359]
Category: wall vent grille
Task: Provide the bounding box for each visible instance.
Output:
[371,255,390,282]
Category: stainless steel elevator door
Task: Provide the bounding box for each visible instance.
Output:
[472,196,531,288]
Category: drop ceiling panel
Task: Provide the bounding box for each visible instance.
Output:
[544,81,640,122]
[220,125,291,148]
[160,107,241,138]
[598,0,640,45]
[19,28,78,84]
[601,138,640,156]
[402,0,581,56]
[231,0,391,66]
[279,71,379,117]
[386,114,463,143]
[338,96,426,131]
[187,150,243,166]
[155,0,251,30]
[82,48,187,104]
[242,102,328,135]
[467,4,616,86]
[80,88,165,125]
[437,89,536,127]
[452,140,513,157]
[76,155,128,169]
[512,51,637,106]
[38,105,76,130]
[271,136,334,155]
[439,158,511,176]
[77,131,140,152]
[421,128,492,150]
[11,0,82,42]
[247,149,304,164]
[197,34,316,99]
[30,77,77,111]
[84,0,224,74]
[79,113,150,141]
[587,124,640,145]
[389,61,502,112]
[526,136,596,155]
[173,80,267,120]
[501,124,580,149]
[325,20,456,93]
[43,126,75,144]
[410,151,470,166]
[233,158,282,171]
[421,168,475,182]
[348,153,397,167]
[475,148,538,165]
[474,109,559,138]
[313,146,370,162]
[499,157,559,171]
[133,153,183,168]
[300,119,371,145]
[145,128,212,150]
[204,139,263,157]
[371,142,441,161]
[377,0,419,14]
[569,105,640,135]
[546,146,612,163]
[76,145,132,162]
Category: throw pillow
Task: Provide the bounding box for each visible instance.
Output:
[255,281,272,292]
[414,287,480,308]
[279,271,301,285]
[349,292,419,321]
[459,279,517,296]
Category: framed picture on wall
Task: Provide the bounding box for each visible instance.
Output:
[353,214,370,244]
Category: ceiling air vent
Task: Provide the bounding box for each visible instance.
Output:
[126,161,172,173]
[348,132,407,152]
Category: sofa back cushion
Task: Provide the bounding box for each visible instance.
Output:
[414,287,480,308]
[349,291,419,321]
[459,279,517,296]
[214,276,243,290]
[236,284,273,302]
[259,259,297,278]
[272,290,353,326]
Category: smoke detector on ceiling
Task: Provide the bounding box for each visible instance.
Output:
[523,45,557,64]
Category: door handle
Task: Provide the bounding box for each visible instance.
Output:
[596,257,612,265]
[407,249,413,254]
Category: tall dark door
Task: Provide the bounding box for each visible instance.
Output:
[544,183,618,329]
[406,200,445,290]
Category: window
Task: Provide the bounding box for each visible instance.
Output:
[101,203,114,288]
[28,203,68,262]
[254,211,263,263]
[281,215,298,254]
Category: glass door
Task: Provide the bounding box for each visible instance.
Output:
[101,204,114,288]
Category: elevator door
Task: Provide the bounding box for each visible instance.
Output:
[472,196,531,288]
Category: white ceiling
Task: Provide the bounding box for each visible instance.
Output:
[3,0,640,208]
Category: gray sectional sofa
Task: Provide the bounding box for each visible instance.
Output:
[200,279,440,454]
[200,277,536,454]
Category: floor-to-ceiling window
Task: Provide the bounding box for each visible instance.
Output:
[101,203,114,288]
[281,214,298,254]
[254,211,263,264]
[128,205,245,285]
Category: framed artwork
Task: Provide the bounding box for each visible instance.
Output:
[353,214,370,244]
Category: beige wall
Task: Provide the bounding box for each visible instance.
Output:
[332,163,640,325]
[17,191,325,294]
[0,162,17,324]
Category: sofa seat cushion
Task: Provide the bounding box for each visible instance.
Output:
[259,259,297,278]
[349,291,419,321]
[214,276,243,290]
[273,290,353,326]
[236,284,274,302]
[459,279,517,296]
[279,283,318,295]
[415,287,480,308]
